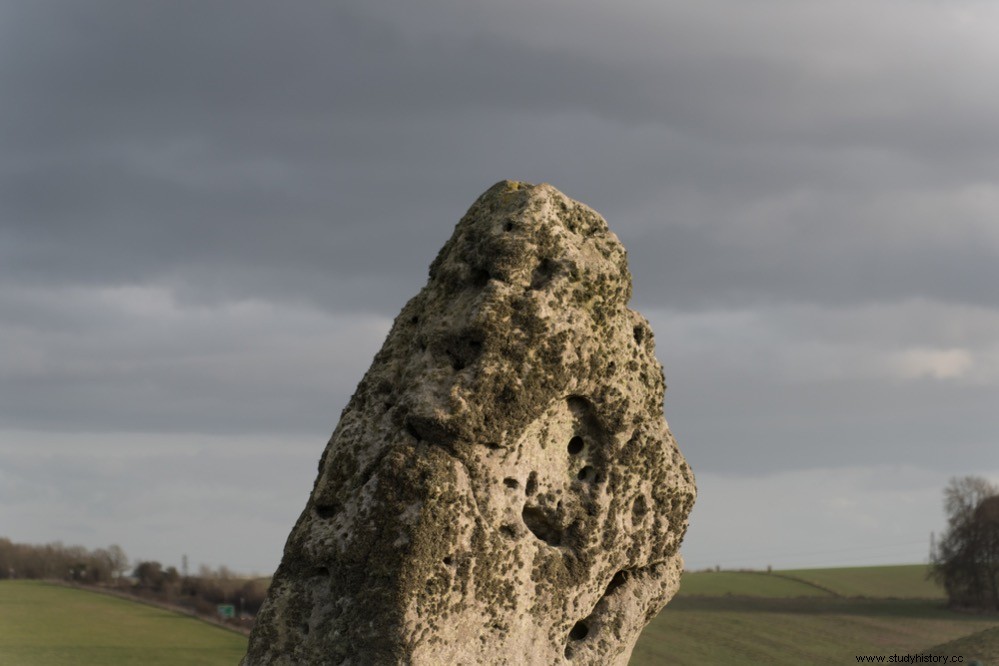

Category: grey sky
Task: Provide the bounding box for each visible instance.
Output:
[2,0,997,573]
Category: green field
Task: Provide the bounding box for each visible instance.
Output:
[675,570,833,598]
[631,565,999,665]
[0,581,247,665]
[779,564,945,599]
[4,568,997,665]
[675,564,945,599]
[927,626,999,664]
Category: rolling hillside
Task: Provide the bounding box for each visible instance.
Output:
[3,567,995,666]
[0,580,247,666]
[630,565,996,665]
[778,564,945,599]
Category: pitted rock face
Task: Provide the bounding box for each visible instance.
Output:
[242,181,695,666]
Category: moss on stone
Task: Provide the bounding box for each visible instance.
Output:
[242,182,695,666]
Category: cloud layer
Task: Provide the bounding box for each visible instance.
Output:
[2,0,998,572]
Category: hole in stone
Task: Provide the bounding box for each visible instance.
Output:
[577,466,596,482]
[567,395,589,413]
[567,436,584,455]
[485,441,501,451]
[499,524,518,539]
[302,623,310,635]
[569,621,588,641]
[470,268,490,287]
[530,258,556,290]
[404,415,456,447]
[410,315,419,325]
[315,566,330,578]
[632,495,649,521]
[443,332,483,371]
[443,556,453,566]
[522,505,562,546]
[504,221,515,232]
[503,477,519,489]
[498,384,516,405]
[525,472,538,496]
[633,325,645,344]
[315,504,338,519]
[604,570,627,596]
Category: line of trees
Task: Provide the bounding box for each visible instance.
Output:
[129,559,269,618]
[0,538,127,583]
[0,537,269,621]
[930,476,999,611]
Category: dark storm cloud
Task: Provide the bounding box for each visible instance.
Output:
[4,0,998,312]
[1,0,997,452]
[628,214,999,311]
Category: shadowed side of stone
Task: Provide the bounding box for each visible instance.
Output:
[242,181,695,665]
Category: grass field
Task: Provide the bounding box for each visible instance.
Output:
[0,580,247,665]
[630,565,998,665]
[926,625,999,665]
[779,564,945,599]
[4,568,996,665]
[632,596,997,665]
[676,570,833,598]
[676,564,945,599]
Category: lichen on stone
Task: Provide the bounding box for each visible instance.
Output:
[242,181,695,666]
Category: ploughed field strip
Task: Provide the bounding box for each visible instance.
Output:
[629,565,999,666]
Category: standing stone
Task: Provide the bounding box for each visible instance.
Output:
[243,181,695,665]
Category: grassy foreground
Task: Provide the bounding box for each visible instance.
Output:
[631,565,999,666]
[0,580,247,666]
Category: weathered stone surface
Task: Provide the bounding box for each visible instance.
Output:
[242,181,695,665]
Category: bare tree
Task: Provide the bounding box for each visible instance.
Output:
[105,544,129,583]
[930,476,999,610]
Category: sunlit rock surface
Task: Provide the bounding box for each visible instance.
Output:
[242,181,695,665]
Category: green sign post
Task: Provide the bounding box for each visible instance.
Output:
[217,604,235,620]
